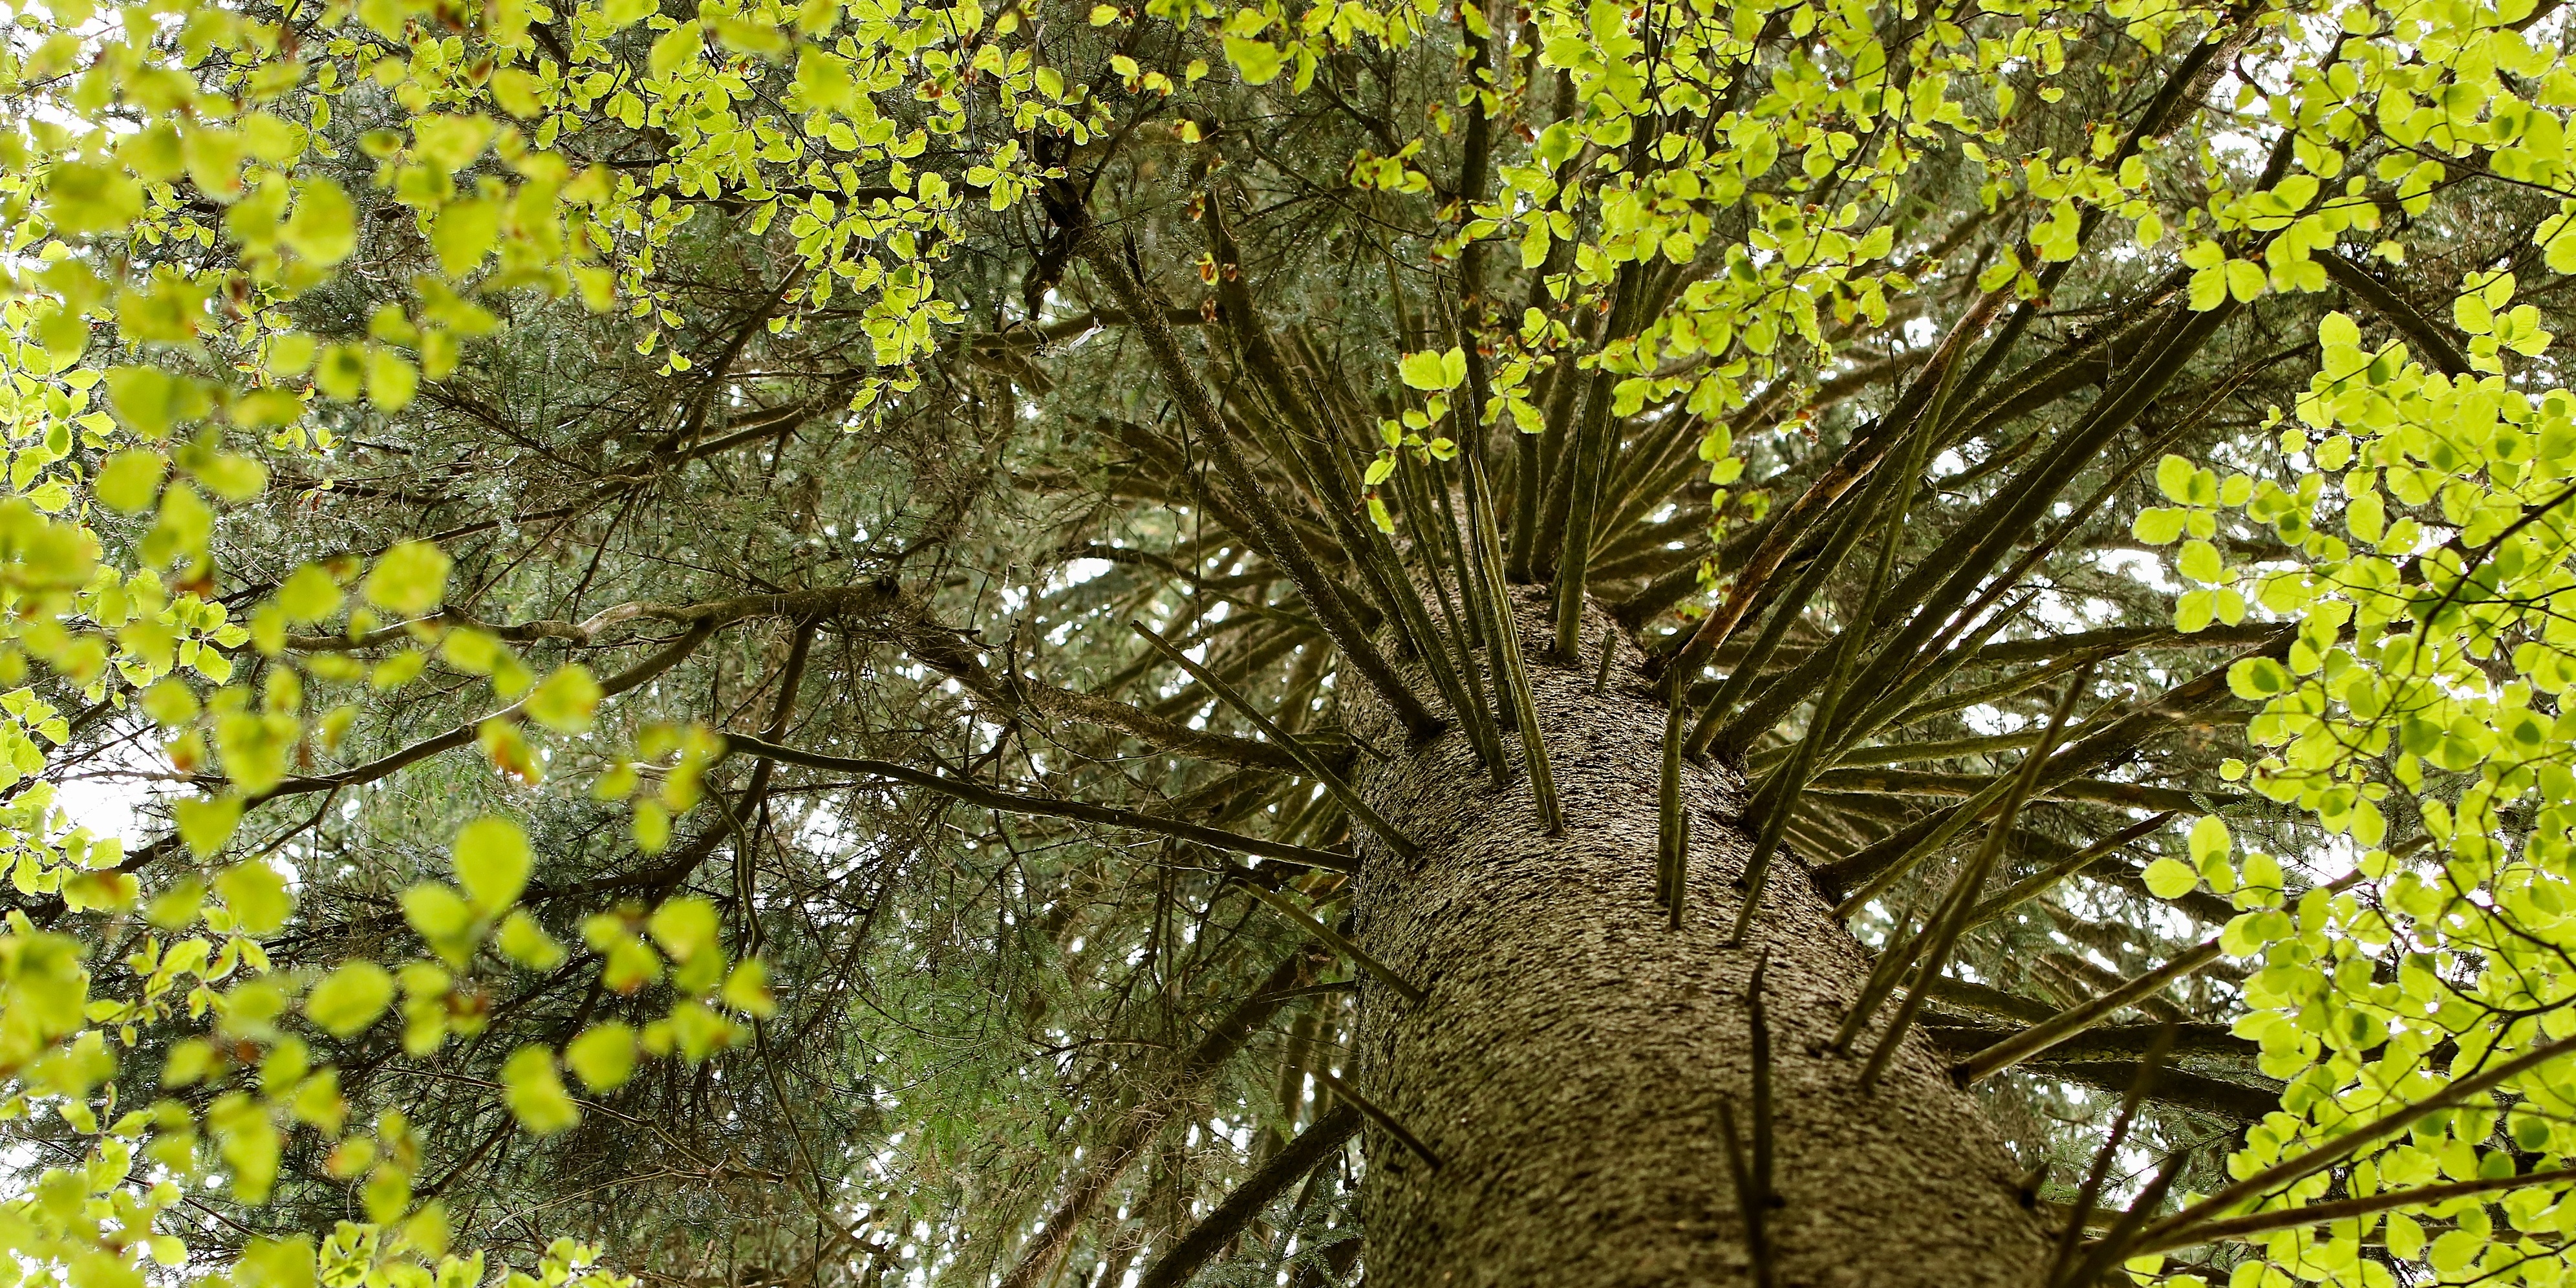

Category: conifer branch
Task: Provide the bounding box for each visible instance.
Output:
[1952,934,2229,1084]
[1231,870,1428,1005]
[1132,621,1419,859]
[1468,453,1564,833]
[1133,1105,1364,1288]
[1848,663,2089,1084]
[2045,1024,2174,1288]
[1309,1068,1443,1170]
[1079,227,1444,738]
[721,735,1360,872]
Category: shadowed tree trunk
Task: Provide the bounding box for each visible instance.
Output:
[1349,591,2055,1285]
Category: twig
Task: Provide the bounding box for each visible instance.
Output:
[1079,227,1444,738]
[1959,811,2176,933]
[1132,621,1420,859]
[1231,870,1428,1005]
[2126,1167,2576,1257]
[1658,689,1685,924]
[2122,1031,2576,1256]
[1747,949,1776,1219]
[1309,1067,1442,1169]
[1729,360,1954,944]
[1716,1099,1775,1288]
[1467,453,1563,833]
[1852,663,2092,1089]
[1133,1105,1364,1288]
[1951,937,2223,1084]
[1956,870,2372,1084]
[2046,1023,2176,1287]
[2057,1149,2189,1288]
[721,734,1359,872]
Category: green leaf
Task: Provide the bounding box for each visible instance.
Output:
[491,68,545,118]
[2188,815,2232,865]
[105,367,208,440]
[647,896,721,963]
[363,541,451,616]
[2227,657,2292,698]
[497,910,567,969]
[649,21,702,79]
[1399,349,1461,391]
[140,679,199,727]
[2187,265,2227,312]
[275,564,344,624]
[2154,455,2197,502]
[306,961,395,1038]
[2429,1228,2482,1276]
[1222,36,1284,85]
[428,197,503,279]
[2224,259,2268,303]
[564,1022,638,1091]
[189,450,268,502]
[2131,506,2185,544]
[402,883,477,964]
[526,665,604,733]
[2177,538,2224,583]
[93,450,167,513]
[2318,310,2361,351]
[215,860,291,934]
[176,795,244,857]
[501,1046,581,1135]
[2385,1212,2425,1261]
[235,1237,317,1288]
[283,178,357,266]
[453,816,533,915]
[2141,857,2200,899]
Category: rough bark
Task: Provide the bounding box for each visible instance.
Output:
[1344,589,2054,1287]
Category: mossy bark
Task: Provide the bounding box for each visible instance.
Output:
[1346,590,2054,1287]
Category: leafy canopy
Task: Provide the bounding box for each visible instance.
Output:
[10,0,2576,1280]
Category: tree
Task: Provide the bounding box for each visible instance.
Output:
[8,0,2576,1280]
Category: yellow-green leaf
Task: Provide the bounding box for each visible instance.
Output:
[453,816,533,915]
[306,961,395,1038]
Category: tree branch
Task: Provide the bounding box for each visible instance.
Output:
[718,735,1358,872]
[1132,1105,1364,1288]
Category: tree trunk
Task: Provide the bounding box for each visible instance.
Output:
[1346,590,2054,1287]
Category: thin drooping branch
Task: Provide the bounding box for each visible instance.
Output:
[1656,288,2006,688]
[2129,1168,2576,1256]
[721,735,1358,872]
[1953,932,2229,1084]
[1821,631,2288,907]
[1731,356,1956,941]
[995,954,1311,1288]
[1960,812,2176,932]
[1851,664,2090,1088]
[1920,1022,2254,1065]
[2121,1032,2576,1258]
[1788,297,2247,738]
[1231,870,1426,1005]
[1801,769,2239,812]
[291,581,1307,773]
[1132,1104,1364,1288]
[2046,1025,2173,1288]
